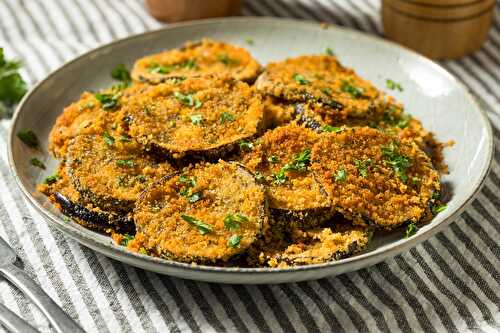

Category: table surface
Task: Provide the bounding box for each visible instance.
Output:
[0,1,499,332]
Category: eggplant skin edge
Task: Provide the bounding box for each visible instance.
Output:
[54,192,135,234]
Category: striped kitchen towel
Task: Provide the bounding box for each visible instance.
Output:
[0,0,499,332]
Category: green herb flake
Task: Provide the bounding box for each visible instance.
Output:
[432,203,447,215]
[116,159,135,168]
[227,234,242,248]
[220,112,235,123]
[245,37,254,45]
[30,157,45,169]
[354,159,371,178]
[218,53,239,66]
[254,171,266,183]
[267,155,279,164]
[95,92,121,110]
[148,62,171,74]
[103,131,115,146]
[119,135,132,142]
[139,247,147,255]
[174,91,202,109]
[187,192,202,203]
[79,102,94,111]
[381,143,411,183]
[224,214,248,230]
[272,170,288,185]
[405,223,418,238]
[321,87,332,96]
[121,234,134,246]
[111,64,131,85]
[293,73,310,85]
[322,125,343,133]
[334,168,347,182]
[341,80,363,98]
[0,48,27,110]
[135,175,147,183]
[44,174,59,184]
[17,129,39,148]
[412,176,420,184]
[190,114,203,125]
[239,140,254,151]
[386,79,403,92]
[181,214,213,235]
[325,47,335,56]
[179,175,196,187]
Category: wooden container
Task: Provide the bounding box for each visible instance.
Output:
[382,0,495,59]
[145,0,243,23]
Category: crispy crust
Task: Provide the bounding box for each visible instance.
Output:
[48,85,146,158]
[255,55,389,122]
[133,161,268,263]
[262,96,295,128]
[247,219,371,267]
[66,134,175,214]
[241,124,332,228]
[132,39,262,84]
[311,127,440,228]
[123,76,264,159]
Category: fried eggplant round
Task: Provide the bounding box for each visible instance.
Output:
[241,123,332,228]
[132,39,261,84]
[66,134,175,214]
[255,55,388,123]
[123,76,264,159]
[311,127,440,229]
[133,161,267,263]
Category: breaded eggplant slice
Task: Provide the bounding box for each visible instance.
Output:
[132,39,261,84]
[311,127,440,229]
[133,161,267,263]
[247,219,371,268]
[48,84,145,158]
[66,134,175,214]
[241,124,332,228]
[123,76,264,160]
[38,163,134,233]
[255,55,388,123]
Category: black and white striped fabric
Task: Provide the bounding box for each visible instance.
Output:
[0,1,499,332]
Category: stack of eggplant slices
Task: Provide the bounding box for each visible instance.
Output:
[39,39,449,268]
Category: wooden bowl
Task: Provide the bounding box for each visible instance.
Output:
[382,0,495,59]
[145,0,243,23]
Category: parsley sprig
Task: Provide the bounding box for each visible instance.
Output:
[381,143,411,183]
[224,214,249,230]
[0,48,27,117]
[181,215,213,235]
[341,80,364,98]
[174,91,202,109]
[272,149,311,185]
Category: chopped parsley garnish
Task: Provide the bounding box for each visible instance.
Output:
[218,53,239,66]
[254,171,266,183]
[174,91,202,108]
[0,48,27,115]
[181,215,213,235]
[267,155,279,164]
[119,135,132,142]
[116,159,134,168]
[103,131,115,146]
[432,203,447,215]
[190,114,203,125]
[272,149,311,185]
[79,102,94,111]
[246,37,254,45]
[148,62,171,74]
[404,223,418,238]
[334,168,347,182]
[381,143,411,183]
[354,159,371,178]
[179,174,196,187]
[121,234,134,246]
[135,175,147,183]
[183,58,196,69]
[341,80,363,98]
[272,170,288,185]
[412,176,420,184]
[322,125,343,133]
[386,79,403,91]
[325,47,335,56]
[44,174,59,184]
[95,91,121,110]
[111,64,131,85]
[220,112,235,123]
[321,87,332,96]
[293,73,310,85]
[224,214,248,230]
[384,106,411,129]
[227,234,242,248]
[30,157,45,169]
[239,140,254,151]
[17,129,39,148]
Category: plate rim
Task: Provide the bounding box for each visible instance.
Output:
[7,16,494,275]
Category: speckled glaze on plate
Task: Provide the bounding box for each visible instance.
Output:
[8,17,493,284]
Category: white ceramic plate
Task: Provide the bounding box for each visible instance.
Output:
[8,17,493,284]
